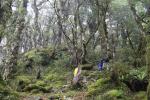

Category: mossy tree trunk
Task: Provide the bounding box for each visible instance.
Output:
[146,36,150,100]
[0,0,12,42]
[0,0,12,78]
[3,0,28,80]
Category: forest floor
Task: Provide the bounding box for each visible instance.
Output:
[0,47,148,100]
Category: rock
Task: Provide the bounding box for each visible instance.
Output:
[123,79,148,92]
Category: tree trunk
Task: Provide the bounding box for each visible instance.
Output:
[0,0,12,43]
[146,35,150,100]
[3,0,27,80]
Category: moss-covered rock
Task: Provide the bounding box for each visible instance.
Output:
[79,64,94,70]
[24,47,54,66]
[87,78,111,96]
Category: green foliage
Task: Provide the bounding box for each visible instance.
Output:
[117,48,135,65]
[83,70,100,80]
[87,78,110,96]
[0,77,6,91]
[86,49,101,64]
[64,90,77,97]
[124,67,147,81]
[24,47,53,65]
[146,35,150,75]
[0,91,19,100]
[16,75,32,84]
[24,49,42,63]
[23,83,52,93]
[0,25,5,37]
[1,0,150,99]
[87,78,128,100]
[44,73,65,85]
[43,67,68,89]
[14,75,34,92]
[16,47,55,75]
[117,47,146,67]
[112,0,127,7]
[103,89,124,99]
[144,17,150,33]
[133,91,147,100]
[53,52,70,68]
[0,77,19,100]
[35,80,46,87]
[111,62,130,81]
[113,62,130,75]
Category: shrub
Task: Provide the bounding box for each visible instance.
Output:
[124,66,147,81]
[111,62,130,82]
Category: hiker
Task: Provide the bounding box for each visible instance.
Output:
[72,66,81,85]
[98,59,104,71]
[98,57,109,71]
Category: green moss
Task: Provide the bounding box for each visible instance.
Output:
[44,73,65,82]
[146,35,150,46]
[24,84,52,93]
[24,49,43,65]
[133,91,146,100]
[23,47,53,66]
[87,78,110,96]
[42,68,69,89]
[0,78,6,91]
[0,91,19,100]
[0,78,19,100]
[79,64,93,70]
[146,36,150,76]
[65,91,78,97]
[14,75,34,92]
[35,80,46,87]
[104,89,124,98]
[16,75,32,84]
[53,56,70,68]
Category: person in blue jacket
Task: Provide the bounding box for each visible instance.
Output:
[98,58,109,71]
[98,59,104,71]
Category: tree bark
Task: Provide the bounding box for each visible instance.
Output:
[3,0,27,80]
[146,35,150,100]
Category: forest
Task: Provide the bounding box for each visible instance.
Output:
[0,0,150,100]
